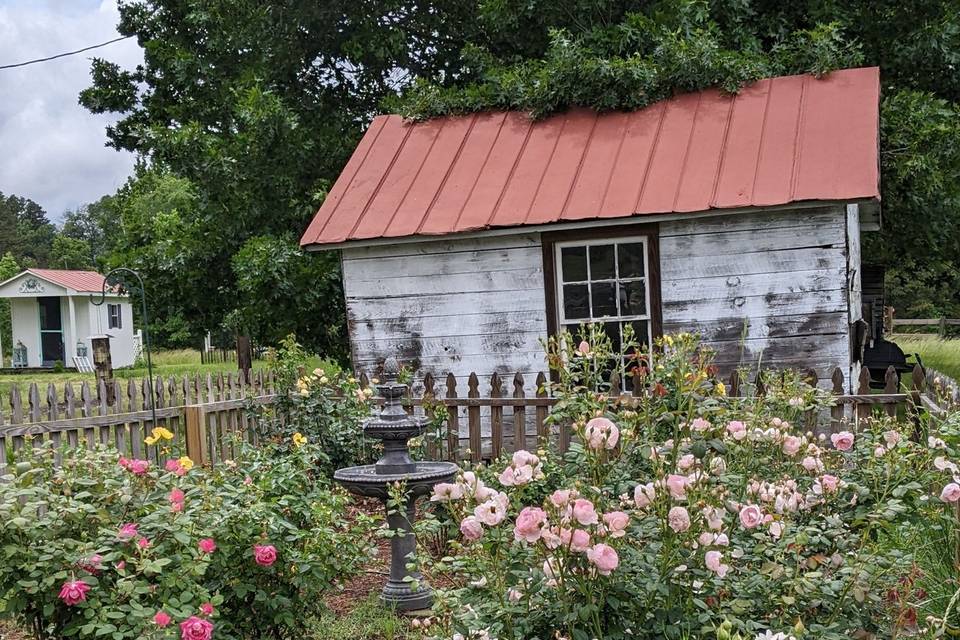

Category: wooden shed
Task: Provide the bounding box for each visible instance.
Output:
[301,67,881,393]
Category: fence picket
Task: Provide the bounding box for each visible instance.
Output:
[856,367,872,423]
[445,374,459,462]
[536,372,549,445]
[423,373,437,459]
[468,373,481,463]
[490,373,503,460]
[513,373,526,453]
[883,367,898,418]
[830,368,844,432]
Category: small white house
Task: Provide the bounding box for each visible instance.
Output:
[0,269,138,368]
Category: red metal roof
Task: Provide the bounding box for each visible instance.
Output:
[28,269,107,293]
[301,67,880,248]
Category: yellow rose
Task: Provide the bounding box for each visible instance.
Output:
[319,376,329,385]
[178,456,194,471]
[715,382,727,396]
[144,436,158,446]
[292,432,307,448]
[151,427,174,441]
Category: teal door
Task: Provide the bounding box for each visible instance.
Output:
[38,296,64,366]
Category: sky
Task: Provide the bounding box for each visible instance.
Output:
[0,0,142,221]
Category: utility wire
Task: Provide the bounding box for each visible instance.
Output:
[0,35,134,70]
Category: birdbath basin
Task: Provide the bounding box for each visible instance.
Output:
[334,358,457,611]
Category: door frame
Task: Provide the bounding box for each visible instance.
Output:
[37,296,65,366]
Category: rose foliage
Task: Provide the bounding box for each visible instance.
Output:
[423,330,959,640]
[0,440,373,639]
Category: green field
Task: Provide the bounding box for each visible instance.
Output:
[891,335,960,380]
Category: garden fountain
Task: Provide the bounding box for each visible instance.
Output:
[334,357,458,611]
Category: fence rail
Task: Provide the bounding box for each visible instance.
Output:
[0,363,945,473]
[891,317,960,337]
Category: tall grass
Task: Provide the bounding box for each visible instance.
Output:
[892,336,960,380]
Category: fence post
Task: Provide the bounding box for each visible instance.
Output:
[184,405,209,466]
[830,368,844,433]
[910,364,925,443]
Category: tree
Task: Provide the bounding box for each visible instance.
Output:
[0,193,56,267]
[60,196,121,268]
[80,0,479,359]
[49,236,95,271]
[0,252,20,362]
[396,0,960,316]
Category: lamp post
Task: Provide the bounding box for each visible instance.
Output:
[91,268,156,429]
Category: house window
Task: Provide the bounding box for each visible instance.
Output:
[551,234,657,386]
[108,303,122,330]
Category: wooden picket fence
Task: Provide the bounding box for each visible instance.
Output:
[0,362,947,473]
[356,363,942,463]
[0,371,278,475]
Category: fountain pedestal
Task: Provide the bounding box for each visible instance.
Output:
[334,358,457,611]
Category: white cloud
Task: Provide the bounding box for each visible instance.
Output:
[0,0,143,220]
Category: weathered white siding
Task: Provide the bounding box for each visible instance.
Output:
[342,234,549,392]
[660,206,852,386]
[342,205,856,396]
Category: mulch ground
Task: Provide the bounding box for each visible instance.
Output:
[325,496,393,616]
[0,621,30,640]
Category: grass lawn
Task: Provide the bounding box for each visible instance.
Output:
[891,335,960,380]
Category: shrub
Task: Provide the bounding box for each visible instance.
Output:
[0,438,373,640]
[422,331,957,640]
[255,334,375,473]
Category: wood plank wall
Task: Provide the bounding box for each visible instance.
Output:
[659,206,851,386]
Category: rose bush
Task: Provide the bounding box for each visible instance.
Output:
[422,330,958,640]
[0,438,373,639]
[252,334,375,474]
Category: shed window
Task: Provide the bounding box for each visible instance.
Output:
[552,236,655,385]
[108,303,122,330]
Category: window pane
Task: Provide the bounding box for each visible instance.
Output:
[630,320,650,349]
[602,321,621,354]
[591,282,617,317]
[589,244,615,280]
[620,280,647,316]
[618,242,646,278]
[562,284,589,320]
[560,246,587,282]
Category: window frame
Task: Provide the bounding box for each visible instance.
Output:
[542,222,662,358]
[107,303,122,330]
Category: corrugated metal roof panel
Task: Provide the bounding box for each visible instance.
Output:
[28,269,107,293]
[301,67,880,248]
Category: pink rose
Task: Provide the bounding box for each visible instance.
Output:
[118,523,138,540]
[883,430,901,448]
[819,474,840,494]
[541,526,562,549]
[572,499,599,525]
[154,611,172,627]
[782,436,802,457]
[801,456,824,473]
[253,544,277,567]
[831,431,855,451]
[169,488,185,505]
[165,459,188,476]
[58,580,90,606]
[116,561,126,571]
[430,482,463,502]
[474,493,509,526]
[634,482,656,508]
[586,543,619,575]
[128,459,150,475]
[561,528,591,552]
[499,464,534,487]
[179,615,214,640]
[512,450,540,467]
[665,474,687,500]
[550,489,576,508]
[584,417,619,450]
[118,457,130,469]
[940,483,960,503]
[137,537,151,549]
[198,538,217,554]
[726,421,746,440]
[77,554,102,575]
[668,506,691,533]
[690,417,711,432]
[513,507,547,543]
[705,550,730,578]
[677,454,695,471]
[199,602,214,616]
[577,341,591,356]
[460,516,484,541]
[739,504,763,529]
[602,511,629,538]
